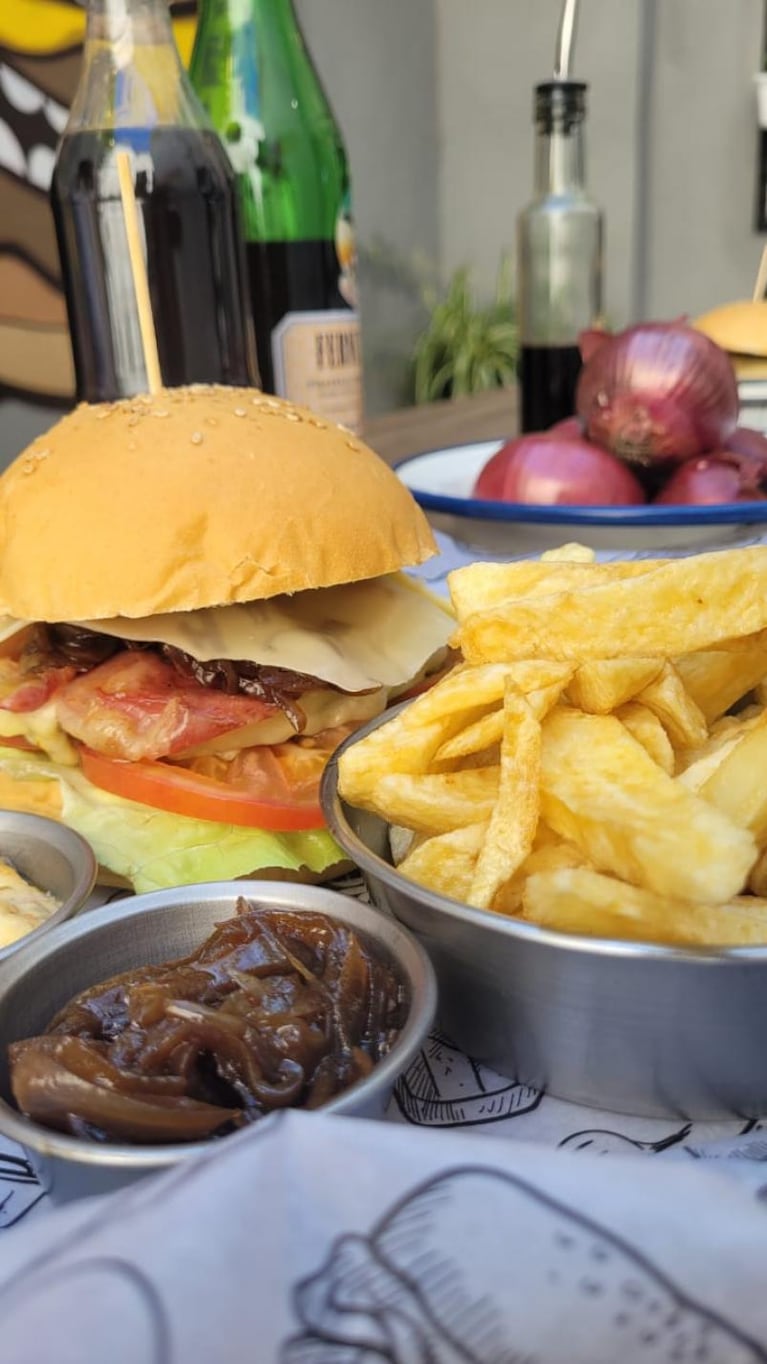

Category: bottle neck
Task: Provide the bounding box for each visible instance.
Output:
[533,122,586,196]
[68,0,207,132]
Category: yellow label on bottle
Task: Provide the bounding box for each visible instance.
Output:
[271,310,363,433]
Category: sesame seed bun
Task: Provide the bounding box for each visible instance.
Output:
[0,386,437,622]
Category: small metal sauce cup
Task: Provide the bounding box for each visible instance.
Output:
[0,880,437,1203]
[0,811,97,963]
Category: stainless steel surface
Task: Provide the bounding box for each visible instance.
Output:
[0,881,437,1198]
[323,718,767,1120]
[554,0,579,79]
[0,811,97,963]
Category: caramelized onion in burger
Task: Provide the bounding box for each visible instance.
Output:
[9,901,406,1144]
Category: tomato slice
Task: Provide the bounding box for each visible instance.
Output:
[79,747,326,831]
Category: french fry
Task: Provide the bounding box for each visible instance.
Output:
[433,660,572,762]
[435,708,504,763]
[398,821,488,902]
[676,724,752,791]
[492,831,589,916]
[468,683,541,910]
[342,542,767,948]
[634,661,708,750]
[749,847,767,897]
[675,641,767,724]
[696,711,767,843]
[521,867,767,946]
[539,708,757,904]
[567,658,663,714]
[337,662,509,804]
[448,559,665,622]
[363,767,501,835]
[540,542,597,562]
[454,547,767,663]
[614,702,675,774]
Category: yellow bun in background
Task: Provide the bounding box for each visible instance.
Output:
[0,385,437,622]
[694,300,767,362]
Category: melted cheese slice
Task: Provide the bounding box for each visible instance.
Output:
[72,573,453,694]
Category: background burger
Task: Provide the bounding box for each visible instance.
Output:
[694,300,767,381]
[0,385,451,891]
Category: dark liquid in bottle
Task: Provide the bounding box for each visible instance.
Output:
[51,126,257,402]
[245,238,351,393]
[519,343,582,432]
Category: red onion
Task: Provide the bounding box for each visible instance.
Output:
[576,322,739,468]
[546,416,583,439]
[654,458,750,505]
[578,329,609,364]
[473,434,645,506]
[725,425,767,468]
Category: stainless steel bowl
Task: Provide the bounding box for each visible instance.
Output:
[323,716,767,1120]
[0,811,97,963]
[0,880,436,1203]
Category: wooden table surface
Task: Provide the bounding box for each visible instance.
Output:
[362,386,517,466]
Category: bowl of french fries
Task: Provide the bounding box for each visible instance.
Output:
[323,542,767,1119]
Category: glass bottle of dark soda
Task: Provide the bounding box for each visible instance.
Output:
[50,0,259,403]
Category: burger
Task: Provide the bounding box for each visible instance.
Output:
[694,300,767,381]
[0,385,451,891]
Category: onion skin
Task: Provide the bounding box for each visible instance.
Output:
[546,416,583,439]
[473,434,646,506]
[725,426,767,469]
[654,455,767,505]
[654,458,746,505]
[576,322,739,468]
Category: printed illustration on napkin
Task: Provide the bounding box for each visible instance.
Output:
[393,1032,542,1128]
[283,1166,767,1363]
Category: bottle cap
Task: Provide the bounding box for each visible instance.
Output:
[534,80,587,133]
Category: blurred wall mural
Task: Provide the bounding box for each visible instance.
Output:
[0,0,198,407]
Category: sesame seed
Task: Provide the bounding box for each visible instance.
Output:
[286,412,300,422]
[191,432,204,445]
[233,407,246,417]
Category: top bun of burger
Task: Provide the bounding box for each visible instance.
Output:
[0,385,437,622]
[694,300,767,380]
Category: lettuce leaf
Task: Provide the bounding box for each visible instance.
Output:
[0,746,344,893]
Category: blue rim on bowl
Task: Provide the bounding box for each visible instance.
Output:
[394,440,767,528]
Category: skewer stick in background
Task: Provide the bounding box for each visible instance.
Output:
[752,242,767,303]
[116,147,162,394]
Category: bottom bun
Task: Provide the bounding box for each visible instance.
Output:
[93,857,354,891]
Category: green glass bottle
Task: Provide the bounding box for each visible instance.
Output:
[189,0,363,430]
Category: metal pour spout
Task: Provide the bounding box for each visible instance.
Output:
[554,0,580,79]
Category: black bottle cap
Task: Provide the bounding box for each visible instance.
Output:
[534,80,587,133]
